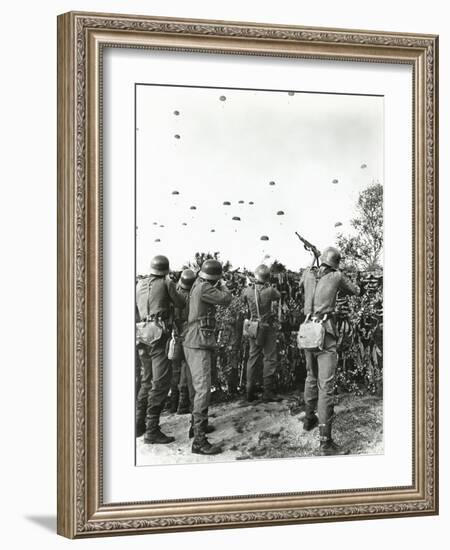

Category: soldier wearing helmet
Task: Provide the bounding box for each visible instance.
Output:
[183,259,232,455]
[135,255,186,444]
[169,269,196,415]
[299,246,360,455]
[242,264,282,403]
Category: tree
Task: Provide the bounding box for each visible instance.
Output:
[336,183,383,270]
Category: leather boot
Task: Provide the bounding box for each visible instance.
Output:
[144,415,175,444]
[177,388,191,414]
[302,405,318,431]
[262,385,283,403]
[246,386,258,402]
[319,424,349,456]
[192,436,223,455]
[189,423,215,439]
[135,414,146,438]
[302,414,319,431]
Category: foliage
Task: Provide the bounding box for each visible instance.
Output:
[182,260,385,397]
[336,183,383,271]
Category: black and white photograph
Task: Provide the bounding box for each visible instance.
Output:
[134,83,384,466]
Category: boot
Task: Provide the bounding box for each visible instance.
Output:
[319,424,349,456]
[262,378,283,402]
[302,414,319,432]
[191,437,223,455]
[246,387,258,402]
[169,389,180,414]
[135,414,146,438]
[262,386,283,402]
[177,388,191,414]
[189,423,215,439]
[302,404,318,431]
[144,415,175,444]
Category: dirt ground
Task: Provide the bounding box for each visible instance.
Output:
[136,392,383,466]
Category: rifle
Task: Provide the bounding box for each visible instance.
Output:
[295,232,321,266]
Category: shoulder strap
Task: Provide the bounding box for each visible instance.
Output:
[254,285,261,320]
[146,277,154,319]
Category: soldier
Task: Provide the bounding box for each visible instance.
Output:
[183,259,232,455]
[242,264,282,402]
[170,269,196,415]
[299,246,360,456]
[136,255,186,444]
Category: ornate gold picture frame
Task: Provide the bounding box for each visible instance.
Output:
[57,11,438,538]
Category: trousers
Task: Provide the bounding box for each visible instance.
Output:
[144,334,172,420]
[304,332,338,426]
[246,325,278,391]
[183,346,212,440]
[136,345,153,425]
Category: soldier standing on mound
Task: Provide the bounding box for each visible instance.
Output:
[136,255,186,444]
[183,259,232,455]
[300,246,360,456]
[242,264,282,403]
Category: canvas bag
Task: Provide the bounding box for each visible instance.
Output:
[243,285,260,339]
[297,315,326,351]
[136,278,163,346]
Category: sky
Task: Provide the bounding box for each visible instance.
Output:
[136,84,383,274]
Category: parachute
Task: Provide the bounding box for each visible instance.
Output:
[276,210,285,215]
[172,190,179,195]
[210,229,216,233]
[332,179,339,184]
[174,134,181,139]
[361,163,367,169]
[269,181,276,186]
[219,95,226,101]
[182,222,187,226]
[232,216,241,221]
[260,235,269,241]
[190,206,197,210]
[155,238,161,242]
[334,221,343,227]
[173,110,180,116]
[223,201,231,206]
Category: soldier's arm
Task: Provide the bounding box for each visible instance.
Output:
[166,278,188,308]
[339,273,360,296]
[201,283,232,306]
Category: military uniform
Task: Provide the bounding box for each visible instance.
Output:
[300,263,359,449]
[136,274,186,443]
[170,285,194,413]
[242,283,281,400]
[183,278,232,449]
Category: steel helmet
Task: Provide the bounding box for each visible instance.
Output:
[179,268,196,290]
[199,259,223,282]
[254,264,271,283]
[149,254,170,276]
[320,246,341,269]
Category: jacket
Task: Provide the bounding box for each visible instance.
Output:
[241,283,281,324]
[136,275,186,322]
[173,285,190,332]
[183,279,232,350]
[300,266,359,317]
